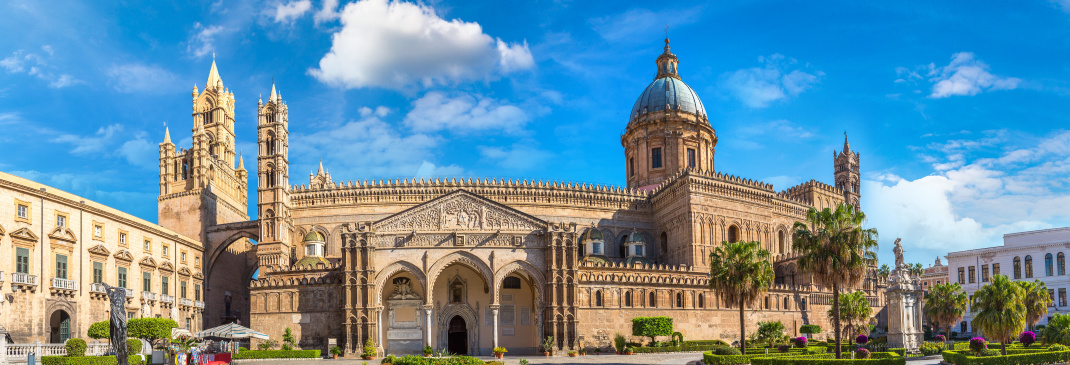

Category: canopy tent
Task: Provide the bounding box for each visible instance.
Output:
[195,323,269,340]
[172,328,193,338]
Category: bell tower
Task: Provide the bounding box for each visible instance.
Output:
[256,83,294,271]
[835,134,861,208]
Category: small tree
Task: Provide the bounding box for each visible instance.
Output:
[128,318,178,349]
[631,317,673,346]
[799,324,821,338]
[126,339,143,355]
[65,338,87,357]
[1043,314,1070,346]
[88,320,110,339]
[257,340,277,351]
[752,321,786,348]
[282,327,297,350]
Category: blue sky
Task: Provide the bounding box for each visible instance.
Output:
[3,0,1070,268]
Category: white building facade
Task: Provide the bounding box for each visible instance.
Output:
[946,227,1070,336]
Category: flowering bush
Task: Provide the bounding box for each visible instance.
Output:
[855,348,870,359]
[856,335,869,345]
[1020,331,1036,347]
[794,337,808,347]
[935,334,946,342]
[778,345,790,353]
[969,337,987,354]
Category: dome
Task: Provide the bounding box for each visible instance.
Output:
[626,233,648,244]
[582,228,603,242]
[630,76,707,121]
[302,231,325,242]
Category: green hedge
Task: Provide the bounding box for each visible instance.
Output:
[231,350,321,359]
[703,351,803,365]
[391,355,487,365]
[631,344,725,353]
[889,348,905,356]
[941,350,1070,365]
[753,352,903,365]
[41,356,145,365]
[687,340,730,346]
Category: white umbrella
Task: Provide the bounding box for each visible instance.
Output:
[195,323,269,340]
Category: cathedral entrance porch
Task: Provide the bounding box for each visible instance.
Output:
[447,316,469,355]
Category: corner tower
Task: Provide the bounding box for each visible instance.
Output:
[255,83,294,271]
[158,59,250,243]
[835,135,861,208]
[622,39,717,190]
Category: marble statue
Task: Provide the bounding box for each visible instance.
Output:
[893,238,904,268]
[103,284,129,365]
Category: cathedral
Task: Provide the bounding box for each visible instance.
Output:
[158,40,886,356]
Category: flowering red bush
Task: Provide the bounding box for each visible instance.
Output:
[855,348,870,359]
[794,337,808,347]
[1020,331,1036,347]
[856,335,869,345]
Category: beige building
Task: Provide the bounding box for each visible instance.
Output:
[919,257,949,291]
[145,40,888,356]
[0,172,204,343]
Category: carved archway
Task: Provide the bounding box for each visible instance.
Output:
[373,260,427,307]
[427,252,493,305]
[437,302,478,355]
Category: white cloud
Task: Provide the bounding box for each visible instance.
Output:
[865,130,1070,264]
[271,0,312,24]
[49,124,159,168]
[1051,0,1070,13]
[0,48,79,88]
[52,124,124,154]
[588,7,703,42]
[105,63,179,93]
[314,0,341,25]
[721,54,822,108]
[403,92,529,134]
[308,0,534,90]
[927,52,1020,98]
[359,106,391,118]
[290,112,462,180]
[188,23,226,58]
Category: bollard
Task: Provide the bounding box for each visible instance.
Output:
[27,351,35,365]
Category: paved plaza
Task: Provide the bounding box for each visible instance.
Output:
[235,353,704,365]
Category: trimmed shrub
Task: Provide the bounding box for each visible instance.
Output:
[920,342,943,356]
[391,355,486,365]
[969,338,987,354]
[1019,331,1036,347]
[889,348,906,356]
[1049,344,1069,352]
[127,318,177,348]
[856,335,869,345]
[672,331,685,346]
[800,325,821,335]
[779,345,791,353]
[632,317,673,344]
[631,344,732,354]
[715,346,742,356]
[855,348,870,359]
[126,339,142,355]
[231,350,321,360]
[65,338,87,357]
[795,337,808,347]
[87,320,109,340]
[42,356,145,365]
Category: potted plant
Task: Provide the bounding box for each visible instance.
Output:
[423,345,433,357]
[493,347,507,359]
[624,346,634,355]
[594,348,601,355]
[568,350,578,357]
[329,346,342,359]
[614,333,626,354]
[541,336,555,356]
[361,339,376,360]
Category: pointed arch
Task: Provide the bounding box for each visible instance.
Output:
[373,260,426,306]
[428,252,493,305]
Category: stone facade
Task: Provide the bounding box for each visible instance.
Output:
[152,42,888,356]
[919,257,949,291]
[947,227,1070,336]
[0,171,204,343]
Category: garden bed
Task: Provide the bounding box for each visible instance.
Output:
[704,350,904,365]
[41,356,146,365]
[941,350,1070,365]
[231,349,321,359]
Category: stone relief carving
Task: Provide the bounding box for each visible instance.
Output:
[374,191,544,233]
[380,233,542,248]
[389,277,419,300]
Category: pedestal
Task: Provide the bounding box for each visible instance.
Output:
[887,272,924,352]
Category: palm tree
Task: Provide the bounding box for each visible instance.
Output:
[909,263,924,278]
[709,240,775,355]
[877,264,891,279]
[1042,313,1070,345]
[924,282,969,338]
[972,274,1026,355]
[792,203,878,359]
[1016,279,1053,331]
[828,291,873,341]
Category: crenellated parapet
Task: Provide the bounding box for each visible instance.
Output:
[779,179,848,210]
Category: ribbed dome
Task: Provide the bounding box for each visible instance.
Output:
[302,231,325,242]
[630,77,707,122]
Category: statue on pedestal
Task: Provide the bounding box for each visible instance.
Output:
[893,238,904,269]
[886,238,924,351]
[103,284,129,365]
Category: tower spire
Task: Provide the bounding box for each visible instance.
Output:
[269,82,277,102]
[238,154,246,170]
[163,126,172,144]
[317,160,325,175]
[655,38,680,80]
[842,132,851,155]
[206,58,223,88]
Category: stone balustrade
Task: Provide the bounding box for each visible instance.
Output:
[11,272,36,286]
[194,300,205,308]
[161,294,174,304]
[3,341,112,363]
[179,298,194,307]
[50,278,77,290]
[142,291,157,301]
[90,282,106,294]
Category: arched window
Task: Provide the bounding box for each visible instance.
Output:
[660,232,668,256]
[649,292,656,307]
[624,291,632,307]
[698,293,705,309]
[728,225,739,243]
[182,160,189,179]
[503,276,521,289]
[784,297,791,310]
[619,235,628,257]
[1059,253,1065,275]
[1014,257,1022,279]
[266,131,276,155]
[676,292,683,308]
[778,230,785,253]
[595,291,603,307]
[1047,254,1055,276]
[1026,255,1034,278]
[961,321,967,333]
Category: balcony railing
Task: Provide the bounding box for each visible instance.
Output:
[194,300,205,308]
[179,298,194,307]
[12,272,37,286]
[90,282,107,293]
[51,277,77,290]
[142,291,157,301]
[161,294,174,304]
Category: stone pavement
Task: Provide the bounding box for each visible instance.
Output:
[236,353,704,365]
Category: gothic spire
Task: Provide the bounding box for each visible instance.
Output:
[842,132,852,155]
[317,160,325,175]
[206,58,223,89]
[163,126,172,144]
[269,82,277,102]
[238,155,246,170]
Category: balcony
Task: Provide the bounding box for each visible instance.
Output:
[179,298,194,307]
[160,294,174,304]
[51,278,77,290]
[11,272,37,291]
[90,282,106,293]
[141,291,157,302]
[194,300,205,308]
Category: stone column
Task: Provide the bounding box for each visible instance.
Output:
[423,305,434,349]
[490,305,500,349]
[376,308,383,347]
[345,322,352,353]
